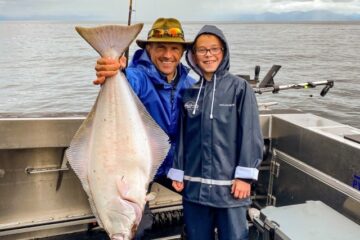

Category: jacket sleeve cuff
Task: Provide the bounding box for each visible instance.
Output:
[167,168,184,182]
[235,166,259,180]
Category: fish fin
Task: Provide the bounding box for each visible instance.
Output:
[145,192,157,202]
[128,88,171,180]
[65,100,106,229]
[116,176,145,207]
[75,24,143,59]
[116,176,130,199]
[65,95,99,195]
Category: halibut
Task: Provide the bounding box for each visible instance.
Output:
[66,24,170,240]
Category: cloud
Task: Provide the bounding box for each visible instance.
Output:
[1,0,360,21]
[271,0,314,2]
[323,0,355,2]
[0,0,130,20]
[267,0,360,14]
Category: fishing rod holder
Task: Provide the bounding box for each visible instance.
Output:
[254,80,334,96]
[241,64,335,96]
[25,166,69,175]
[320,80,334,97]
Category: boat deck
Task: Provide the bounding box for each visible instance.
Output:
[1,111,359,239]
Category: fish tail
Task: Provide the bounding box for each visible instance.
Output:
[75,23,143,59]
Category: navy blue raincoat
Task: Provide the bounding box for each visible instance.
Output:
[168,25,263,207]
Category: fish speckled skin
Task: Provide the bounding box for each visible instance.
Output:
[66,24,170,239]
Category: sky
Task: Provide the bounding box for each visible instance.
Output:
[0,0,360,21]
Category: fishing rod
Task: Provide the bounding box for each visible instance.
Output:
[254,80,334,96]
[240,65,334,97]
[127,0,133,26]
[125,0,134,66]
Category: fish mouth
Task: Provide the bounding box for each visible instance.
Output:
[111,233,126,240]
[107,198,140,240]
[120,197,142,225]
[110,224,138,240]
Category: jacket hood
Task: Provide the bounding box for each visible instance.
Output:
[185,25,230,119]
[186,25,230,78]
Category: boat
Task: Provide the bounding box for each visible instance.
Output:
[0,66,359,240]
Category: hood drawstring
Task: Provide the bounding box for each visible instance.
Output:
[192,75,217,119]
[192,77,204,115]
[210,74,217,119]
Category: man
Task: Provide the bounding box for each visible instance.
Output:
[168,25,263,240]
[94,18,195,239]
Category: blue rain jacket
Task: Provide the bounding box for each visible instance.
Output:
[125,49,196,178]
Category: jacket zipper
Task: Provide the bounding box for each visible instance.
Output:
[171,86,175,106]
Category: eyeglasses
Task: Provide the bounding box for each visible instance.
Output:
[148,28,184,39]
[195,47,224,56]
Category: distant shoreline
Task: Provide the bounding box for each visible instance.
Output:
[1,19,360,25]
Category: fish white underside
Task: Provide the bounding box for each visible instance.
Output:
[66,24,170,239]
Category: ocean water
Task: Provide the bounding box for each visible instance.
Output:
[0,21,359,128]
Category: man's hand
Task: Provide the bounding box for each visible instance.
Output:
[93,56,127,85]
[172,180,184,192]
[231,179,251,199]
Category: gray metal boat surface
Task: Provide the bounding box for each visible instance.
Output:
[0,110,359,239]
